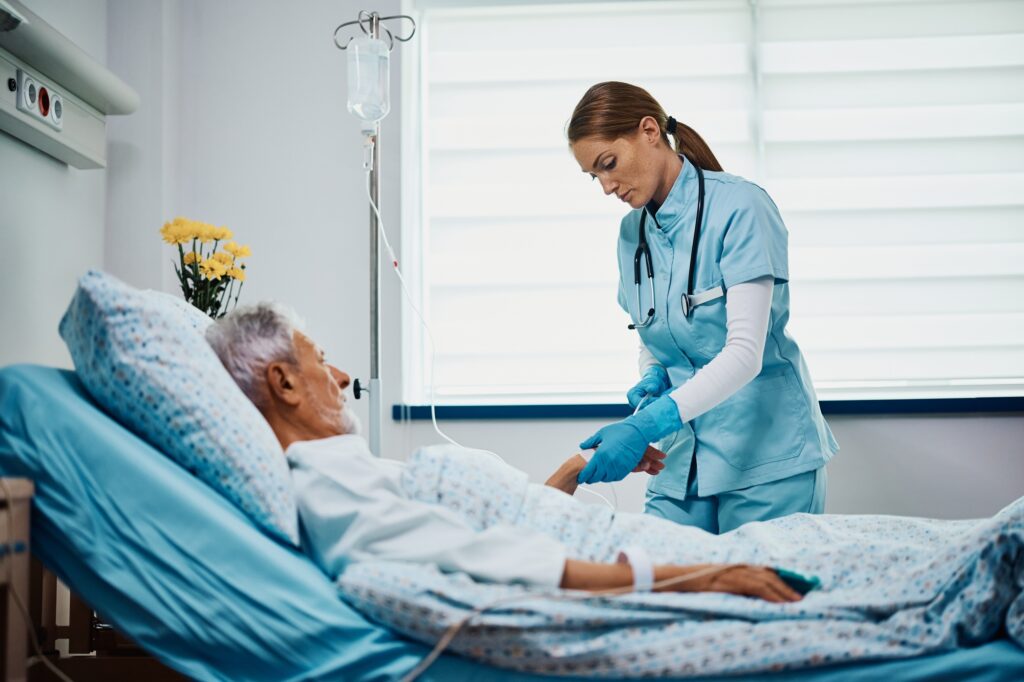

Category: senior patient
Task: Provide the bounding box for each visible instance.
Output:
[206,302,802,602]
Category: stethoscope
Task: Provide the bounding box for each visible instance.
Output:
[628,157,714,330]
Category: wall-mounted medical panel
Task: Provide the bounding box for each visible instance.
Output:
[0,50,106,167]
[0,0,138,169]
[15,68,63,130]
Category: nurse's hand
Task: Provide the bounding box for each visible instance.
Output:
[626,366,671,409]
[546,446,666,495]
[578,396,683,484]
[577,421,647,484]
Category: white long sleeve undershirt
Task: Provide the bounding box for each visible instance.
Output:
[639,276,774,423]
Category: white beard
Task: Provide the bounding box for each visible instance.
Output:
[340,407,362,436]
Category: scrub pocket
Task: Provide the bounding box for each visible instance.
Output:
[647,423,697,499]
[688,287,727,360]
[699,371,807,471]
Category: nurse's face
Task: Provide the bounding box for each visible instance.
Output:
[571,117,670,209]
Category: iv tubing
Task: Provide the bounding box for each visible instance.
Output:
[362,170,617,511]
[399,563,735,682]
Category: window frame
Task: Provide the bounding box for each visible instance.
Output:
[396,0,1024,416]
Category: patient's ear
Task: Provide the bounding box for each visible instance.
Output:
[265,361,302,407]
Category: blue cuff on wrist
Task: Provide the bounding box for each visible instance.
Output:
[628,395,682,442]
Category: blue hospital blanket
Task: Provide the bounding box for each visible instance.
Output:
[336,445,1024,677]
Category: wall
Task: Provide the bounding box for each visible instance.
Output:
[105,0,404,428]
[105,0,180,292]
[105,0,406,457]
[0,0,108,368]
[101,0,1024,521]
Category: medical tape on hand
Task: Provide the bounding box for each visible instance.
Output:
[616,545,654,592]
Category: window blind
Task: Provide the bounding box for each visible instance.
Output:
[404,0,1024,404]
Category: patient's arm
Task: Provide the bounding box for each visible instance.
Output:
[545,447,666,495]
[544,455,587,495]
[559,559,803,603]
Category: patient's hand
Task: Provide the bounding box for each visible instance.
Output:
[544,455,587,495]
[658,564,804,603]
[633,446,666,475]
[560,560,803,602]
[701,564,804,603]
[545,446,667,496]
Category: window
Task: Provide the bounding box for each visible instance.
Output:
[402,0,1024,405]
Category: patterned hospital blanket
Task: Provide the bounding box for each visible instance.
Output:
[337,444,1024,677]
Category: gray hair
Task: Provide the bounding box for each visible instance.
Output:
[206,302,305,408]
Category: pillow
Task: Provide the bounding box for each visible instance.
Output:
[59,270,298,545]
[142,288,213,332]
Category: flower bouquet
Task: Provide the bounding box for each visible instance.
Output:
[160,217,252,319]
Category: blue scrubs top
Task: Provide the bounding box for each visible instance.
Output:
[616,159,838,499]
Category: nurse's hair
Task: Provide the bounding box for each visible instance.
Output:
[567,81,723,172]
[206,301,305,409]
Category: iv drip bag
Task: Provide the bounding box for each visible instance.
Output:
[347,34,390,130]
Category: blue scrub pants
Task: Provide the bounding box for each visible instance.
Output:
[645,457,827,534]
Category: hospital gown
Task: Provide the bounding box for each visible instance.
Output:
[287,435,566,588]
[336,443,1024,677]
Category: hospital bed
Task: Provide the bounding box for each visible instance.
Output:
[1,364,1022,681]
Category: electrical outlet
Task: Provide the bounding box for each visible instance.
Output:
[15,68,63,131]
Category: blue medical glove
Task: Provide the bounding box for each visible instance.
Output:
[577,395,683,484]
[626,366,671,409]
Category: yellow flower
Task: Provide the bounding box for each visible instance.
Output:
[199,258,228,280]
[225,241,252,258]
[160,221,192,245]
[182,251,199,265]
[196,222,217,244]
[173,216,201,241]
[212,251,234,265]
[213,225,234,241]
[228,267,246,281]
[162,216,204,242]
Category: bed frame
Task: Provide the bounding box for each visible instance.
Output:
[0,476,181,681]
[23,559,184,682]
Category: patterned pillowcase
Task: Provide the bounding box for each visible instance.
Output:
[59,270,299,545]
[142,288,213,332]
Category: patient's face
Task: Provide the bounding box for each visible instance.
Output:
[292,331,361,437]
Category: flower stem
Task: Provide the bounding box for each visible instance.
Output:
[219,279,234,318]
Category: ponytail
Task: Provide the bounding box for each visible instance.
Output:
[568,81,723,172]
[666,116,723,173]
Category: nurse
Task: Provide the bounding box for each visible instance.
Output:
[568,82,838,534]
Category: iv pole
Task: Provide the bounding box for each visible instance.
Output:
[366,11,382,458]
[334,11,416,456]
